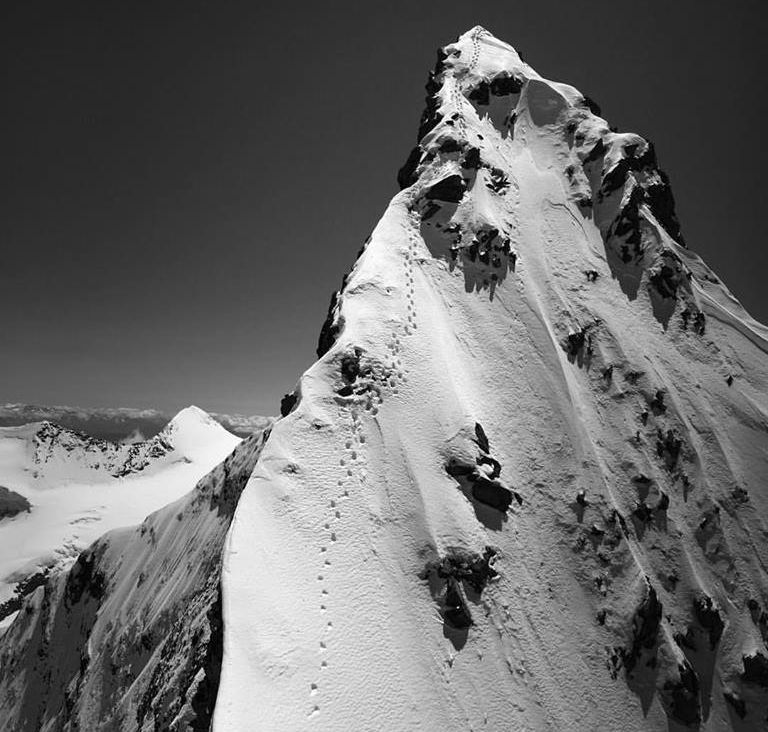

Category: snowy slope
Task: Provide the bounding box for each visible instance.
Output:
[215,28,768,731]
[0,406,240,631]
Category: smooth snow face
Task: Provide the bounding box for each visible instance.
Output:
[217,27,768,731]
[160,405,243,464]
[0,406,240,624]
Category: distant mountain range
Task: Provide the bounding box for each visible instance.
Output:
[0,403,272,440]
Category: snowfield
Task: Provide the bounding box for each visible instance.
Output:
[1,26,768,732]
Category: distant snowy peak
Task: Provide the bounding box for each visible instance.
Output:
[157,405,241,464]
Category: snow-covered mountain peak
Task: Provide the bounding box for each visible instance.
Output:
[2,28,767,732]
[224,28,768,731]
[159,405,240,463]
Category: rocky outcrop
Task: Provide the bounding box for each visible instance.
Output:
[0,486,30,520]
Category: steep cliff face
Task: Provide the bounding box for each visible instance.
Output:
[217,28,768,731]
[0,428,268,731]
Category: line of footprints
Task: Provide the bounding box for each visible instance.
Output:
[378,212,419,399]
[308,217,421,718]
[449,76,469,140]
[308,408,369,719]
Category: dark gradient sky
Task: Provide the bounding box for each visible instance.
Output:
[2,1,766,417]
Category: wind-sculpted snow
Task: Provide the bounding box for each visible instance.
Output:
[218,27,768,731]
[0,427,269,730]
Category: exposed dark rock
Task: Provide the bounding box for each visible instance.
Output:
[693,312,706,335]
[0,485,31,519]
[486,168,511,194]
[426,175,466,203]
[742,652,768,687]
[431,547,499,594]
[645,171,685,246]
[280,392,298,418]
[680,307,705,335]
[317,291,341,358]
[674,629,696,651]
[340,352,363,383]
[462,147,481,170]
[582,95,602,116]
[650,390,667,415]
[625,370,644,385]
[632,501,654,527]
[209,433,266,517]
[467,81,490,106]
[489,72,522,96]
[476,454,501,479]
[585,270,600,282]
[611,186,644,253]
[661,662,701,726]
[65,548,106,608]
[417,70,444,141]
[474,422,490,453]
[601,158,631,196]
[625,582,662,673]
[445,426,520,519]
[610,509,629,536]
[0,569,50,623]
[693,595,725,650]
[439,138,465,154]
[445,458,476,478]
[747,599,768,646]
[656,429,682,469]
[563,326,594,367]
[189,583,224,730]
[723,690,747,719]
[422,547,499,637]
[443,579,473,628]
[695,505,725,559]
[472,477,513,512]
[398,145,423,189]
